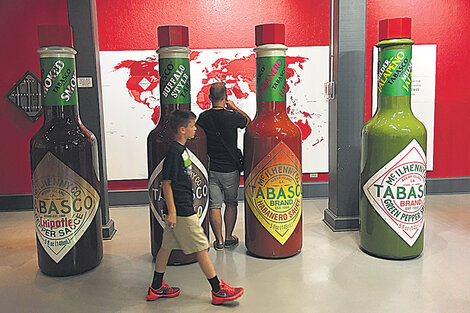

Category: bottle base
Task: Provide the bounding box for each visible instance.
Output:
[360,246,421,260]
[246,248,301,259]
[39,259,102,277]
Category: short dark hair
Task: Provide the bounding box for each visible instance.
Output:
[209,82,227,102]
[169,110,196,132]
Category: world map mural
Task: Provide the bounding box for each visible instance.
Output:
[100,47,329,180]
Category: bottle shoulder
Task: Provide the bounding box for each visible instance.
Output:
[31,121,95,148]
[363,112,427,136]
[248,114,300,132]
[247,119,301,139]
[147,121,172,142]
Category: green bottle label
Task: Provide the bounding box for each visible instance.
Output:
[378,48,412,96]
[256,56,287,101]
[40,57,78,106]
[363,139,426,247]
[159,58,190,104]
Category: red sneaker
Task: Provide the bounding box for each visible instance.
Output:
[146,280,180,301]
[211,280,244,305]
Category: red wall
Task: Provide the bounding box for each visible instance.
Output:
[366,0,470,178]
[0,1,69,194]
[96,0,329,50]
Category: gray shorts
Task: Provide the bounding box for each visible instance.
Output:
[208,170,240,209]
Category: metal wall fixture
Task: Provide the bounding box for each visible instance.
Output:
[5,71,43,121]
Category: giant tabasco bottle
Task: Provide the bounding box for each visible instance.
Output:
[360,18,427,259]
[244,23,303,258]
[148,25,209,264]
[30,25,103,276]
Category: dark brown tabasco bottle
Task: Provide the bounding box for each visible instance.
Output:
[30,25,103,276]
[148,25,209,265]
[244,23,303,258]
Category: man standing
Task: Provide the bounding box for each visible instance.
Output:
[197,82,251,250]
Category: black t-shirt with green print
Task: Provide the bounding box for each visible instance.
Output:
[161,141,195,217]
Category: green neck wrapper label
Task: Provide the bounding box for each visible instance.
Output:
[256,56,287,101]
[378,48,412,96]
[159,58,190,105]
[40,57,78,106]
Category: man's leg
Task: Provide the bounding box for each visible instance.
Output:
[224,204,237,240]
[222,171,240,242]
[210,208,224,245]
[208,171,225,247]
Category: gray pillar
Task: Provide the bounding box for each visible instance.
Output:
[67,0,116,239]
[323,0,366,231]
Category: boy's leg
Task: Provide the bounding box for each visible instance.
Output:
[196,249,216,279]
[197,249,220,292]
[150,247,171,289]
[196,249,244,305]
[146,248,180,301]
[155,247,171,273]
[154,247,171,273]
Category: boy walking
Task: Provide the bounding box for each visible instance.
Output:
[146,110,244,305]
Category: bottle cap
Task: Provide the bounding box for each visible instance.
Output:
[255,23,285,46]
[158,25,189,47]
[38,25,73,48]
[378,17,411,41]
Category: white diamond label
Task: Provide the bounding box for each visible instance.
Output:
[32,152,100,263]
[363,139,426,246]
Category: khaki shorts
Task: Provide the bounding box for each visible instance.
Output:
[161,214,210,254]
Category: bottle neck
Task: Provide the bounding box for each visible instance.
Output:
[44,105,80,124]
[256,101,287,117]
[157,46,191,118]
[38,46,80,123]
[376,38,414,113]
[160,103,190,118]
[255,44,288,115]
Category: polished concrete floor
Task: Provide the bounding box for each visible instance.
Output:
[1,194,470,313]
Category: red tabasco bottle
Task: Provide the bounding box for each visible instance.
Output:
[148,25,209,264]
[30,25,103,276]
[244,23,303,258]
[360,18,427,259]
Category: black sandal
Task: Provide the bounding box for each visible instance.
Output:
[224,235,239,248]
[213,241,224,251]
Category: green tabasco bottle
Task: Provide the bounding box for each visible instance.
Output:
[360,17,427,259]
[30,25,103,276]
[244,23,303,258]
[147,25,209,264]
